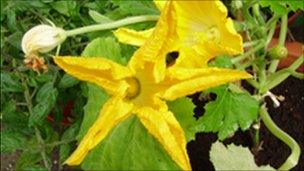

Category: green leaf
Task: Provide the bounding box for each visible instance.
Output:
[59,143,70,163]
[168,97,197,142]
[259,1,303,14]
[210,141,274,170]
[0,72,24,93]
[35,71,55,83]
[111,0,159,16]
[81,37,125,64]
[57,74,79,89]
[1,129,27,153]
[76,37,179,170]
[50,1,77,17]
[195,86,259,140]
[84,1,108,13]
[82,116,180,170]
[260,1,288,15]
[286,0,304,11]
[15,151,42,170]
[62,119,81,141]
[2,111,28,132]
[35,82,54,102]
[5,31,22,50]
[29,87,58,126]
[1,99,16,115]
[89,10,113,24]
[59,120,81,162]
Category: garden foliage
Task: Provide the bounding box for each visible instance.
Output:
[1,0,303,170]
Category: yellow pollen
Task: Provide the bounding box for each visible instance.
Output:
[125,77,140,99]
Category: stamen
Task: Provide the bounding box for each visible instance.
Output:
[206,26,220,42]
[125,77,140,99]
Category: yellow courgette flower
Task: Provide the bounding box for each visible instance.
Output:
[114,0,243,68]
[54,2,250,170]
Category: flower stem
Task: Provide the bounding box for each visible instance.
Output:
[66,15,159,37]
[259,105,301,170]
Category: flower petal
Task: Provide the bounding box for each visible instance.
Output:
[163,67,252,101]
[154,0,166,11]
[136,107,191,170]
[173,0,243,59]
[198,18,243,57]
[54,56,133,95]
[172,46,211,68]
[65,97,134,165]
[128,1,175,83]
[113,28,155,47]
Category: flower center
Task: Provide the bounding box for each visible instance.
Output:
[125,77,140,99]
[206,26,220,42]
[186,26,220,45]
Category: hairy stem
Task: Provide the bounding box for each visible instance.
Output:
[259,105,301,170]
[66,15,159,37]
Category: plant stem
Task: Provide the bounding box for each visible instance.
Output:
[288,70,304,79]
[260,55,303,93]
[278,15,288,46]
[268,60,280,73]
[65,15,159,37]
[265,20,277,47]
[265,14,280,28]
[268,15,288,73]
[246,79,260,89]
[259,67,267,88]
[20,74,51,170]
[232,42,264,64]
[243,40,262,48]
[259,105,301,170]
[252,3,264,24]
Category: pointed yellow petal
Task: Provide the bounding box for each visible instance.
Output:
[136,107,191,170]
[113,28,155,47]
[129,1,175,83]
[163,67,252,101]
[154,0,166,11]
[54,56,133,95]
[65,97,133,165]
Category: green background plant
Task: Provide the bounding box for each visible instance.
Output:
[1,0,303,170]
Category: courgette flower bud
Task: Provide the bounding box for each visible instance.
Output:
[21,24,66,56]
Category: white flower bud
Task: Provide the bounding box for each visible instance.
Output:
[21,24,66,56]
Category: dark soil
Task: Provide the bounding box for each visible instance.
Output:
[187,77,304,171]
